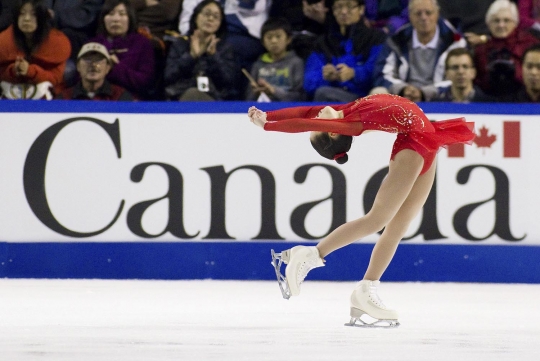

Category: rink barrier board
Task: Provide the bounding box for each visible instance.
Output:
[1,100,539,282]
[1,99,540,114]
[1,242,539,283]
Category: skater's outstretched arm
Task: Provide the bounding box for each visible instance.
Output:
[248,104,364,135]
[264,117,364,135]
[266,100,359,121]
[267,105,326,120]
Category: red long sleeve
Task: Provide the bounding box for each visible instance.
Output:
[266,105,325,121]
[264,117,364,135]
[264,100,365,135]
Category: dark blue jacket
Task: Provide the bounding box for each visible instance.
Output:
[304,22,386,98]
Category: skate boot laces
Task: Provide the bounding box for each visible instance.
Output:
[297,258,318,285]
[367,283,388,309]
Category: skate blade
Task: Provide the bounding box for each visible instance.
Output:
[345,317,400,328]
[344,311,400,328]
[270,249,291,300]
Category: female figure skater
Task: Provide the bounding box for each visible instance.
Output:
[248,93,475,327]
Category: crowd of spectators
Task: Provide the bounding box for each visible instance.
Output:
[0,0,538,103]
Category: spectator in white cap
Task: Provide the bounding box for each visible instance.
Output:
[56,42,133,100]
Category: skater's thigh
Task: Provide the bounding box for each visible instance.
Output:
[367,149,423,223]
[385,156,437,232]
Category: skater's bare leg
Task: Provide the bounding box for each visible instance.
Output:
[363,159,437,280]
[316,150,424,258]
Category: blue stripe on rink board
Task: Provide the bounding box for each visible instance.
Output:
[1,100,540,115]
[0,242,539,283]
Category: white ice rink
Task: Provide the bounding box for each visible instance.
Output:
[1,279,539,361]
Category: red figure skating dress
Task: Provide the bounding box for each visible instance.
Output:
[263,94,475,174]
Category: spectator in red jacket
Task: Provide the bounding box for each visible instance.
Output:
[473,0,540,96]
[56,42,133,100]
[0,0,70,98]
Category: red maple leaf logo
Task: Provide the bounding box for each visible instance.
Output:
[474,125,497,154]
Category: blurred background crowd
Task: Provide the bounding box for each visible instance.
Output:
[0,0,538,103]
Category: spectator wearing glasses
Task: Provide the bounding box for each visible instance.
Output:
[434,47,492,102]
[303,0,387,102]
[56,42,133,100]
[472,0,539,97]
[372,0,466,102]
[165,0,239,101]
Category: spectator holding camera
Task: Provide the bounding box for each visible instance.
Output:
[473,0,540,97]
[164,0,239,101]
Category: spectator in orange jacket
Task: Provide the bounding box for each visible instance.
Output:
[0,0,71,96]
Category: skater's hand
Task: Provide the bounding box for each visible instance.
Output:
[248,106,267,128]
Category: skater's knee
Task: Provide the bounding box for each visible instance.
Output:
[357,213,389,234]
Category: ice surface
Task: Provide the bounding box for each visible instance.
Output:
[0,279,539,360]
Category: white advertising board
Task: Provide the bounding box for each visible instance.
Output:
[0,111,534,245]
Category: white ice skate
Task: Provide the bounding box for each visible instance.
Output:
[270,246,325,299]
[345,280,400,328]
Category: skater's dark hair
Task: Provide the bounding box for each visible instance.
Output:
[310,133,353,164]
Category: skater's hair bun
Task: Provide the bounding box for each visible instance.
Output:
[310,133,352,165]
[333,152,348,164]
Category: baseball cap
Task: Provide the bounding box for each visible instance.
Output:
[77,42,111,61]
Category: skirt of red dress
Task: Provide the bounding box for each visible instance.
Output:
[391,118,476,175]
